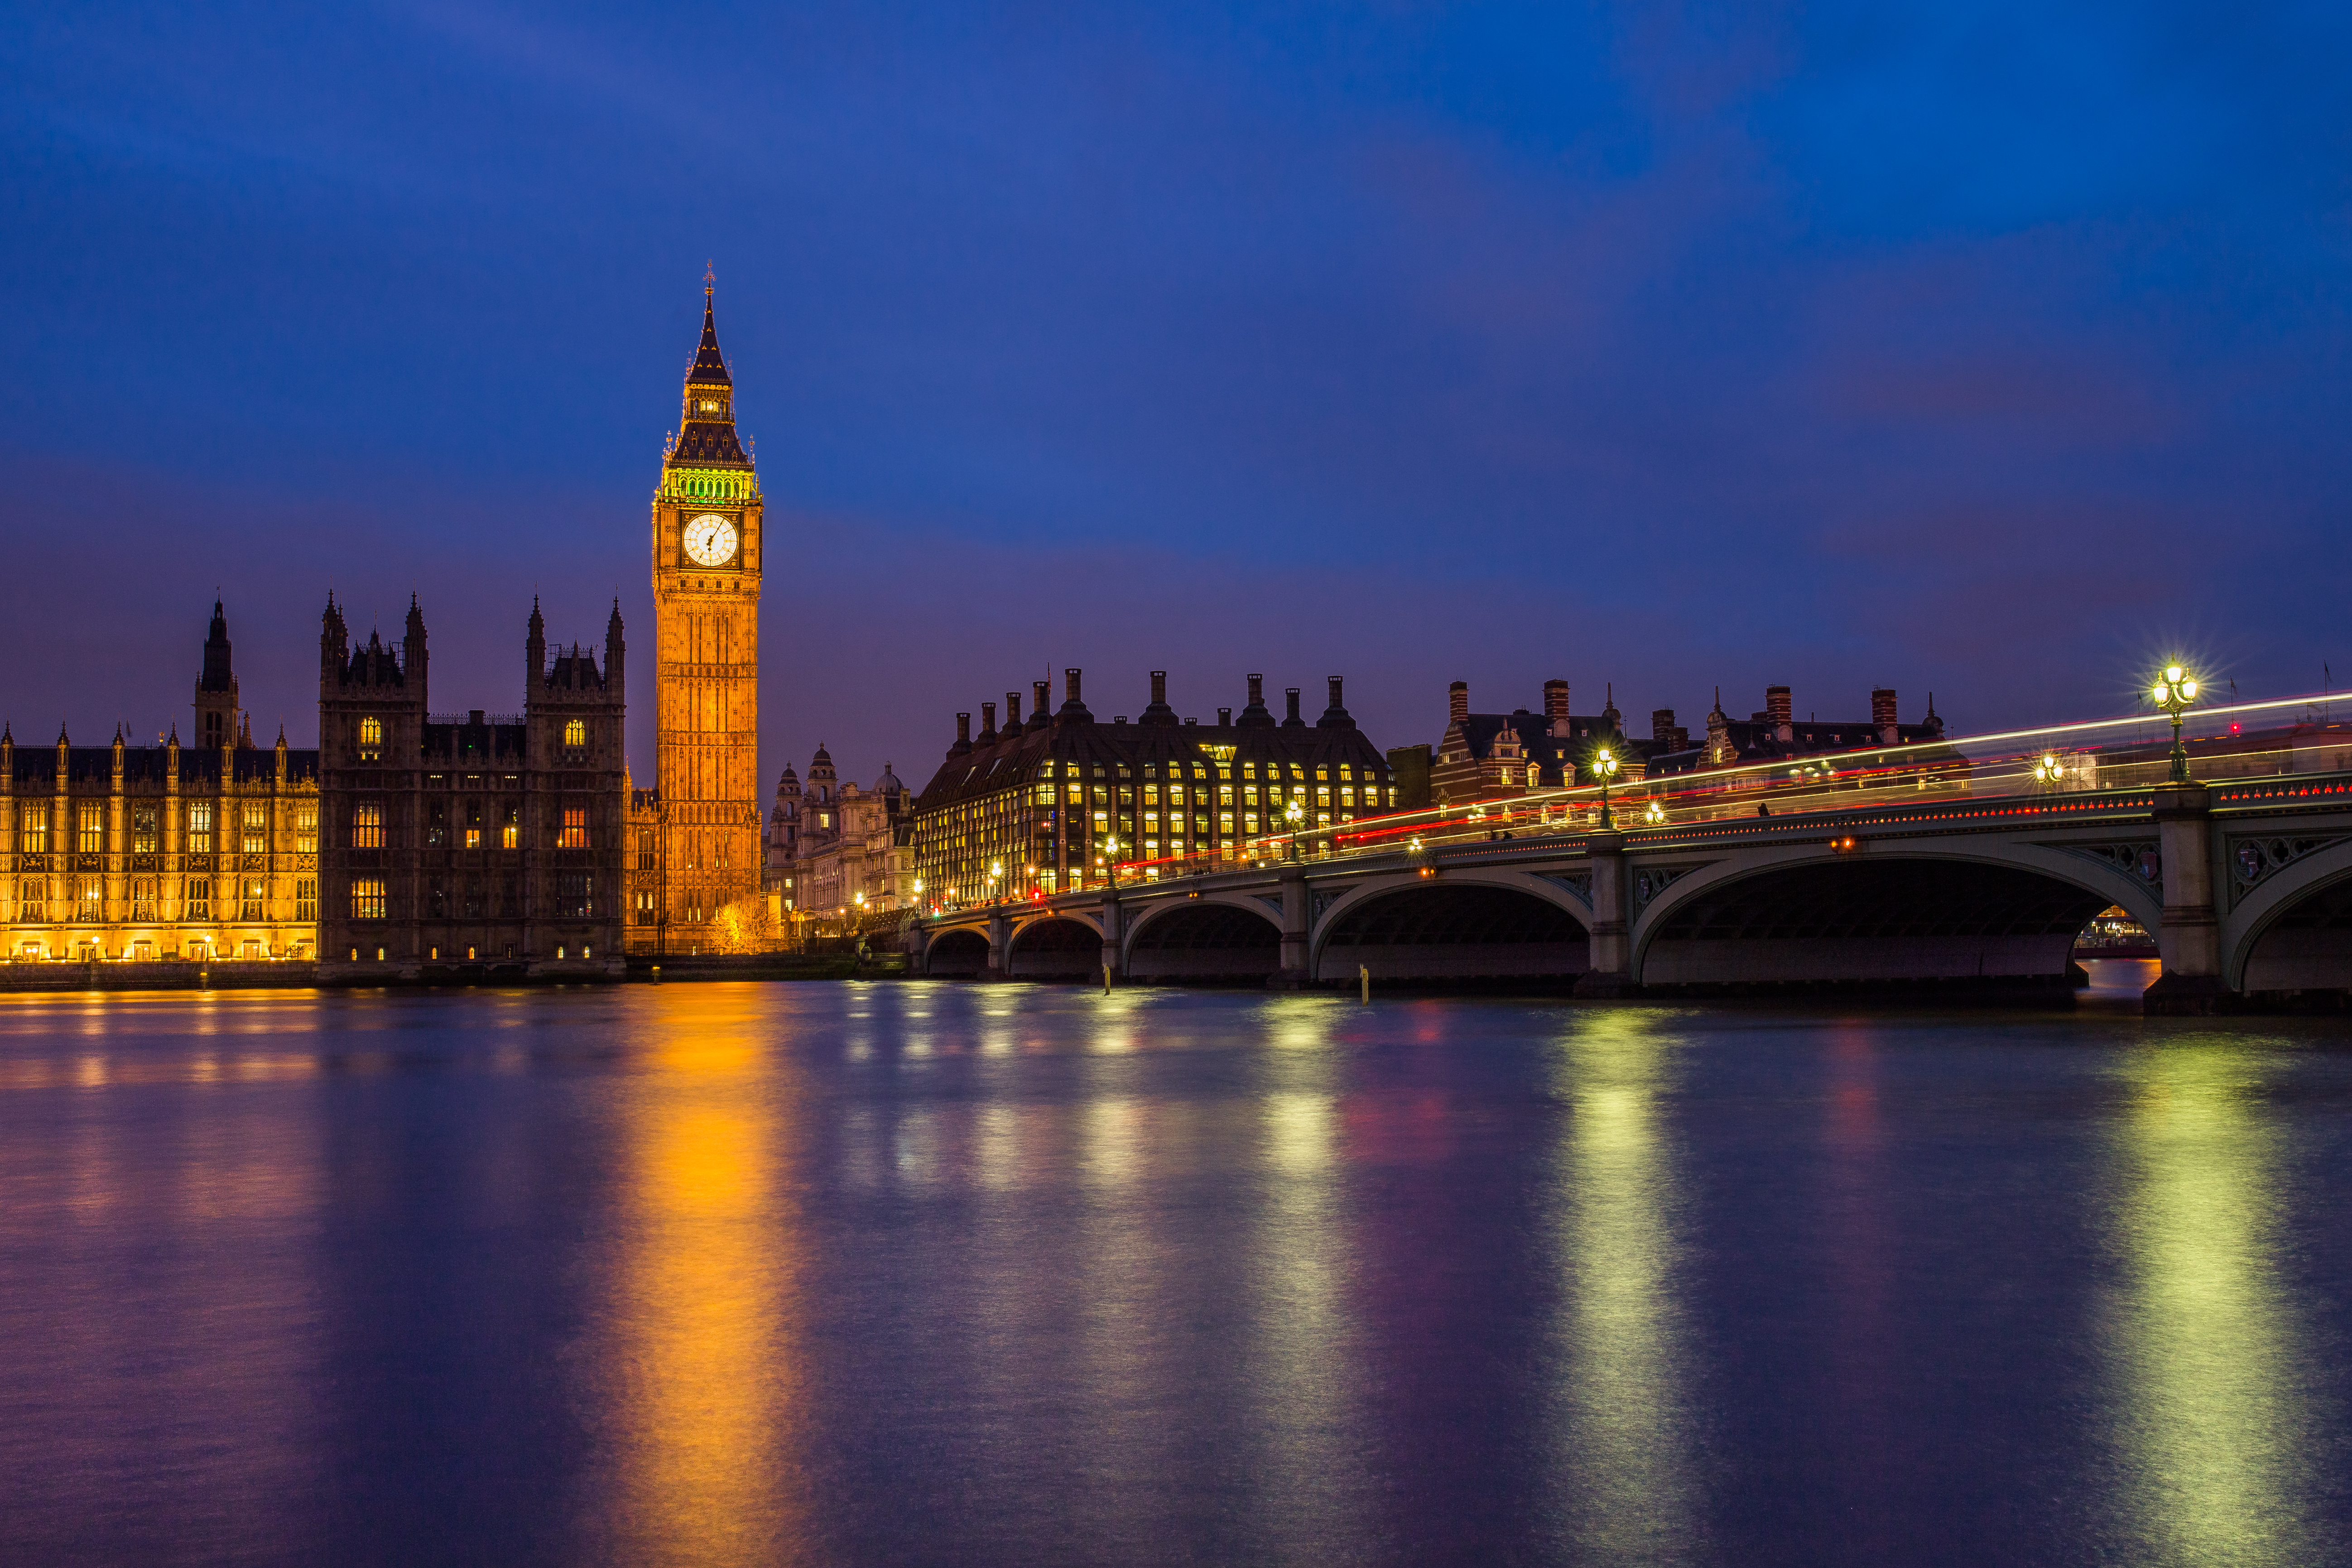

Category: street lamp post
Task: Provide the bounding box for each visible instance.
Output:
[1102,836,1122,890]
[1591,746,1621,831]
[988,859,1003,903]
[2152,665,2200,783]
[1282,797,1304,860]
[2032,752,2065,789]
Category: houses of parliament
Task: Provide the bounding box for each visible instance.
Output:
[5,280,766,975]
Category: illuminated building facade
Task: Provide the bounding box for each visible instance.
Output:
[316,593,626,980]
[764,748,915,922]
[1430,679,1668,806]
[625,277,765,952]
[913,670,1395,907]
[1,602,321,963]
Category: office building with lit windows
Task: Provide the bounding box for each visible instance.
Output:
[912,669,1395,909]
[2,601,321,964]
[316,592,626,981]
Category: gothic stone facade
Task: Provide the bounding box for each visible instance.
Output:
[625,281,765,953]
[317,593,626,982]
[3,602,321,964]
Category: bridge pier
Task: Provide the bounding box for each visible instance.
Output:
[1573,829,1635,998]
[2145,783,2241,1015]
[984,908,1010,982]
[1100,893,1125,981]
[1270,864,1310,989]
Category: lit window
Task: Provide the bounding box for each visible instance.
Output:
[18,803,49,854]
[295,804,317,854]
[77,804,103,854]
[186,877,212,920]
[501,803,519,850]
[133,805,159,855]
[560,807,588,849]
[188,803,213,854]
[359,716,382,760]
[15,878,44,922]
[296,878,317,923]
[243,804,268,854]
[352,802,383,849]
[564,718,586,747]
[464,800,483,850]
[241,878,265,921]
[352,878,387,920]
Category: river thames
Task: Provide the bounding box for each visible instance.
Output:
[1,965,2347,1566]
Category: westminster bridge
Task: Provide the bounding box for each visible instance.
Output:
[905,694,2352,1012]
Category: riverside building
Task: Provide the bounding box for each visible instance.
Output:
[316,593,626,981]
[2,602,321,964]
[912,669,1394,908]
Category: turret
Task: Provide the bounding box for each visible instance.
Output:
[605,598,626,705]
[527,596,546,689]
[404,594,429,708]
[195,599,240,750]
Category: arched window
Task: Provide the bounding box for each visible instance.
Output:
[564,718,586,747]
[359,716,382,760]
[352,802,383,849]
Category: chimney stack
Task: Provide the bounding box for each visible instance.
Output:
[1766,685,1793,738]
[1006,691,1023,730]
[1449,681,1470,725]
[1283,687,1303,726]
[1151,670,1167,707]
[1031,680,1050,729]
[1248,673,1264,707]
[979,702,997,743]
[1871,687,1899,743]
[952,712,972,755]
[1218,707,1232,726]
[1544,678,1570,736]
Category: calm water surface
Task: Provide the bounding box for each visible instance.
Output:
[2,963,2349,1566]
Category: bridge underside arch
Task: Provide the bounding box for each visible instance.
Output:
[1316,883,1586,984]
[1126,901,1282,982]
[2239,875,2352,996]
[1009,917,1103,979]
[924,928,990,978]
[1637,859,2108,990]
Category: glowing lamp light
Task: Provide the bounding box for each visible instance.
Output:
[2150,664,2202,783]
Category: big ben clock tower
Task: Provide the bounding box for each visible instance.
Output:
[647,270,763,946]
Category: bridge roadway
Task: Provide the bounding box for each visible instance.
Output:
[907,749,2352,1014]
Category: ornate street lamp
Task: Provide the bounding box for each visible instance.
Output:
[2151,665,2200,783]
[2032,752,2065,788]
[1101,835,1122,890]
[1282,796,1305,860]
[1591,746,1621,831]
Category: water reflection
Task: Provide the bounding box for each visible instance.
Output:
[576,992,804,1565]
[2110,1047,2314,1565]
[1547,1008,1701,1562]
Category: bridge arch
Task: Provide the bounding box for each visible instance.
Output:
[1007,914,1103,980]
[1629,842,2136,989]
[2225,837,2352,994]
[922,926,991,978]
[1124,896,1284,982]
[1310,870,1588,985]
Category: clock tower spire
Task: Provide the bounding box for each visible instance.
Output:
[633,269,765,952]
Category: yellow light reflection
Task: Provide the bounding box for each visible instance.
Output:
[581,993,801,1563]
[1547,1010,1698,1558]
[2111,1049,2310,1564]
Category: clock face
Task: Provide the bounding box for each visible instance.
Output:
[682,513,739,567]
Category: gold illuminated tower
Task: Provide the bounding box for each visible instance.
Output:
[651,272,763,940]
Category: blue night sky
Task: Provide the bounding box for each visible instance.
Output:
[5,3,2347,788]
